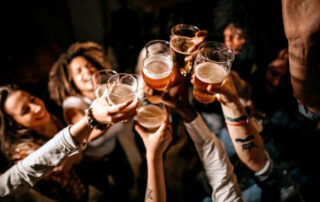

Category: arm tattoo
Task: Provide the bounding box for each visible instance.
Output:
[145,187,153,201]
[235,135,257,152]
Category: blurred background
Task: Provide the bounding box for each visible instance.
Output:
[0,0,285,86]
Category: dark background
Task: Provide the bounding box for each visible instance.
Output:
[0,0,285,85]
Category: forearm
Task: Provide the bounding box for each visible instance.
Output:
[0,126,82,196]
[282,0,320,113]
[145,155,166,202]
[184,114,243,202]
[221,100,266,172]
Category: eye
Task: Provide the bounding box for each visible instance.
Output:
[235,34,244,40]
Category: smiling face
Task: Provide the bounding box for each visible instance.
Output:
[223,23,246,55]
[4,90,50,129]
[69,56,98,96]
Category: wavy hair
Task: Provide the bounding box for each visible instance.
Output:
[48,41,112,106]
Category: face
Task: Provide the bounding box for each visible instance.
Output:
[4,90,50,129]
[69,56,98,95]
[223,23,246,55]
[265,53,289,92]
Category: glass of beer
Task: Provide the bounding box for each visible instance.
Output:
[170,24,200,77]
[92,69,117,98]
[136,99,166,133]
[142,54,173,91]
[193,41,234,104]
[107,73,138,109]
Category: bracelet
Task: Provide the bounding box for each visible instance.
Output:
[85,108,108,130]
[224,113,248,126]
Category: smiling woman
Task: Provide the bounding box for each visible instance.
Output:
[0,84,87,201]
[48,41,135,201]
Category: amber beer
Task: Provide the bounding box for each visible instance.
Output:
[193,62,228,104]
[142,55,173,91]
[170,36,197,76]
[136,104,165,132]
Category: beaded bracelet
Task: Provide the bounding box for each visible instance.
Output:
[85,108,108,130]
[224,113,248,126]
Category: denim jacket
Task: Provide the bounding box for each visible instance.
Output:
[0,126,80,197]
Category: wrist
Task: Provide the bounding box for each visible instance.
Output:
[146,152,163,162]
[85,108,108,130]
[221,99,246,118]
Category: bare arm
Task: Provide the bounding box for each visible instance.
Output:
[282,0,320,113]
[65,108,108,142]
[135,109,172,202]
[212,74,266,172]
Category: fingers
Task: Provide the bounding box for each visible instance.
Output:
[134,120,148,139]
[108,99,133,114]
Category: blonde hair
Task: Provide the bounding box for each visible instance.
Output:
[48,41,112,106]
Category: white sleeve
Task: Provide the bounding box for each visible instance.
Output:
[184,113,243,202]
[0,126,81,197]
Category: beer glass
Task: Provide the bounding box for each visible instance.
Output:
[170,24,200,76]
[92,69,117,98]
[193,41,234,104]
[145,40,170,57]
[136,99,166,132]
[107,73,138,107]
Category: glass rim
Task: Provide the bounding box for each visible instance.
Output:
[136,100,165,120]
[107,73,138,97]
[170,24,200,36]
[92,69,118,86]
[197,41,235,64]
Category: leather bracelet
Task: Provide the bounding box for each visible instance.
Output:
[85,108,108,130]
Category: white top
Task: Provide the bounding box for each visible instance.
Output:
[63,96,122,158]
[0,127,79,197]
[184,113,243,202]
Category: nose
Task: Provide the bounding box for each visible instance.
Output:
[31,104,42,114]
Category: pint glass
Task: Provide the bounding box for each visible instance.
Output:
[193,41,234,104]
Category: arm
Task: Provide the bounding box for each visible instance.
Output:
[135,108,172,202]
[144,72,243,202]
[282,0,320,113]
[212,73,304,201]
[0,98,136,196]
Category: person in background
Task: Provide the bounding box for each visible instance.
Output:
[48,41,138,201]
[0,84,86,201]
[0,90,135,198]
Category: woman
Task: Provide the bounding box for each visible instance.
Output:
[48,41,136,201]
[0,84,86,201]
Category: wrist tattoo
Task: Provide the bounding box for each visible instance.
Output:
[145,187,153,201]
[235,135,257,152]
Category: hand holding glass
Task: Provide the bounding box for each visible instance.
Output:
[170,24,200,76]
[193,41,234,104]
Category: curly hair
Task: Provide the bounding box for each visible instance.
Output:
[48,41,112,106]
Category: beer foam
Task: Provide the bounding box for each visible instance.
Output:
[137,104,165,129]
[195,62,227,84]
[143,56,172,79]
[108,84,136,105]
